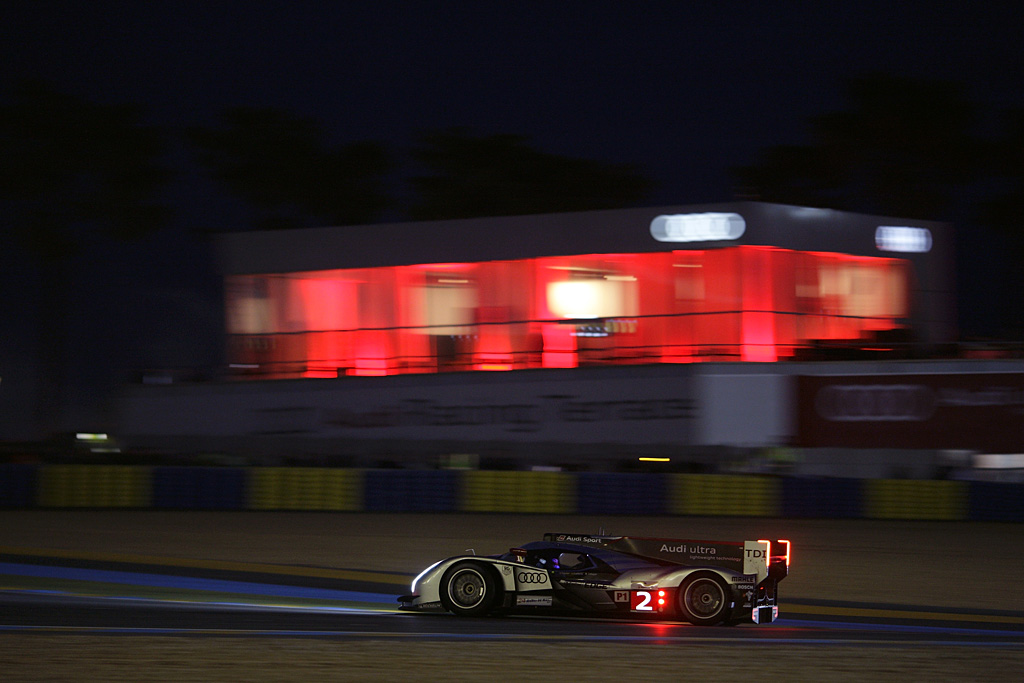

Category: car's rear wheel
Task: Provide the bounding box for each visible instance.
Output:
[678,573,729,626]
[440,562,498,617]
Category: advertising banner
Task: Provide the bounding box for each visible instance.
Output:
[119,367,700,446]
[797,373,1024,451]
[543,533,745,569]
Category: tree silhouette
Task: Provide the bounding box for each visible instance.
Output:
[732,73,1024,338]
[406,128,655,220]
[980,107,1024,240]
[972,107,1024,336]
[732,73,979,220]
[187,108,392,229]
[1,80,170,252]
[0,79,171,432]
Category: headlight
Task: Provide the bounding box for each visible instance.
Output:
[411,561,443,594]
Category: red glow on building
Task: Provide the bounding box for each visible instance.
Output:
[225,246,911,379]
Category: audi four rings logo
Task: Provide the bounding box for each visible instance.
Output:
[517,572,547,584]
[815,384,936,422]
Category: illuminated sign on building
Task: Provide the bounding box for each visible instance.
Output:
[650,213,746,243]
[875,226,932,253]
[224,246,911,378]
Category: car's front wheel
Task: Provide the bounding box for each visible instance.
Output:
[678,573,729,626]
[440,562,498,617]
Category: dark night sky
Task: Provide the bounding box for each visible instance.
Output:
[2,2,1023,435]
[6,2,1023,213]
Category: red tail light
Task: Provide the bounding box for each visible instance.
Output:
[778,539,791,568]
[758,539,792,567]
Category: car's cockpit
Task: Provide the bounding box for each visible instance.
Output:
[502,544,611,573]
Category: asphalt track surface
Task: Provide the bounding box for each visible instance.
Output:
[2,552,1022,648]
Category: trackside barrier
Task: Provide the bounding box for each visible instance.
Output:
[669,474,780,517]
[781,477,862,518]
[37,465,150,508]
[248,468,362,510]
[968,481,1024,522]
[461,471,574,513]
[153,467,245,510]
[1,465,1023,521]
[576,472,666,515]
[0,464,36,508]
[364,469,458,512]
[864,479,967,521]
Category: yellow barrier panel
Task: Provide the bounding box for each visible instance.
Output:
[249,468,282,510]
[282,468,320,510]
[865,479,967,520]
[462,471,504,511]
[248,468,361,511]
[320,469,362,511]
[112,466,149,507]
[38,466,70,507]
[461,471,574,513]
[38,466,150,508]
[669,474,780,517]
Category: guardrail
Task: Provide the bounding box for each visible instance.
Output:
[1,464,1022,521]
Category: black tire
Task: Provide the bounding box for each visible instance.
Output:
[439,562,498,617]
[678,573,730,626]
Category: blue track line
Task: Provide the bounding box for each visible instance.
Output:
[1,624,1022,646]
[0,562,395,603]
[775,618,1024,638]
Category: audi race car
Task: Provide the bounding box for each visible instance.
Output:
[398,533,790,626]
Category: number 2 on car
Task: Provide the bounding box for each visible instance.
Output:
[630,589,669,612]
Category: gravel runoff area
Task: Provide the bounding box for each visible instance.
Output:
[2,511,1023,681]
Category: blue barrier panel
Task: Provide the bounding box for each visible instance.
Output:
[577,473,666,515]
[968,481,1024,522]
[153,467,187,508]
[153,467,246,510]
[0,464,37,508]
[781,477,863,518]
[364,470,458,512]
[203,467,245,510]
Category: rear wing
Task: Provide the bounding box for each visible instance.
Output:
[543,533,790,583]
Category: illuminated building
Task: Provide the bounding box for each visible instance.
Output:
[217,202,953,380]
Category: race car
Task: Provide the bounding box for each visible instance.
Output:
[398,532,790,625]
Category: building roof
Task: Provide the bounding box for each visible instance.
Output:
[216,201,951,276]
